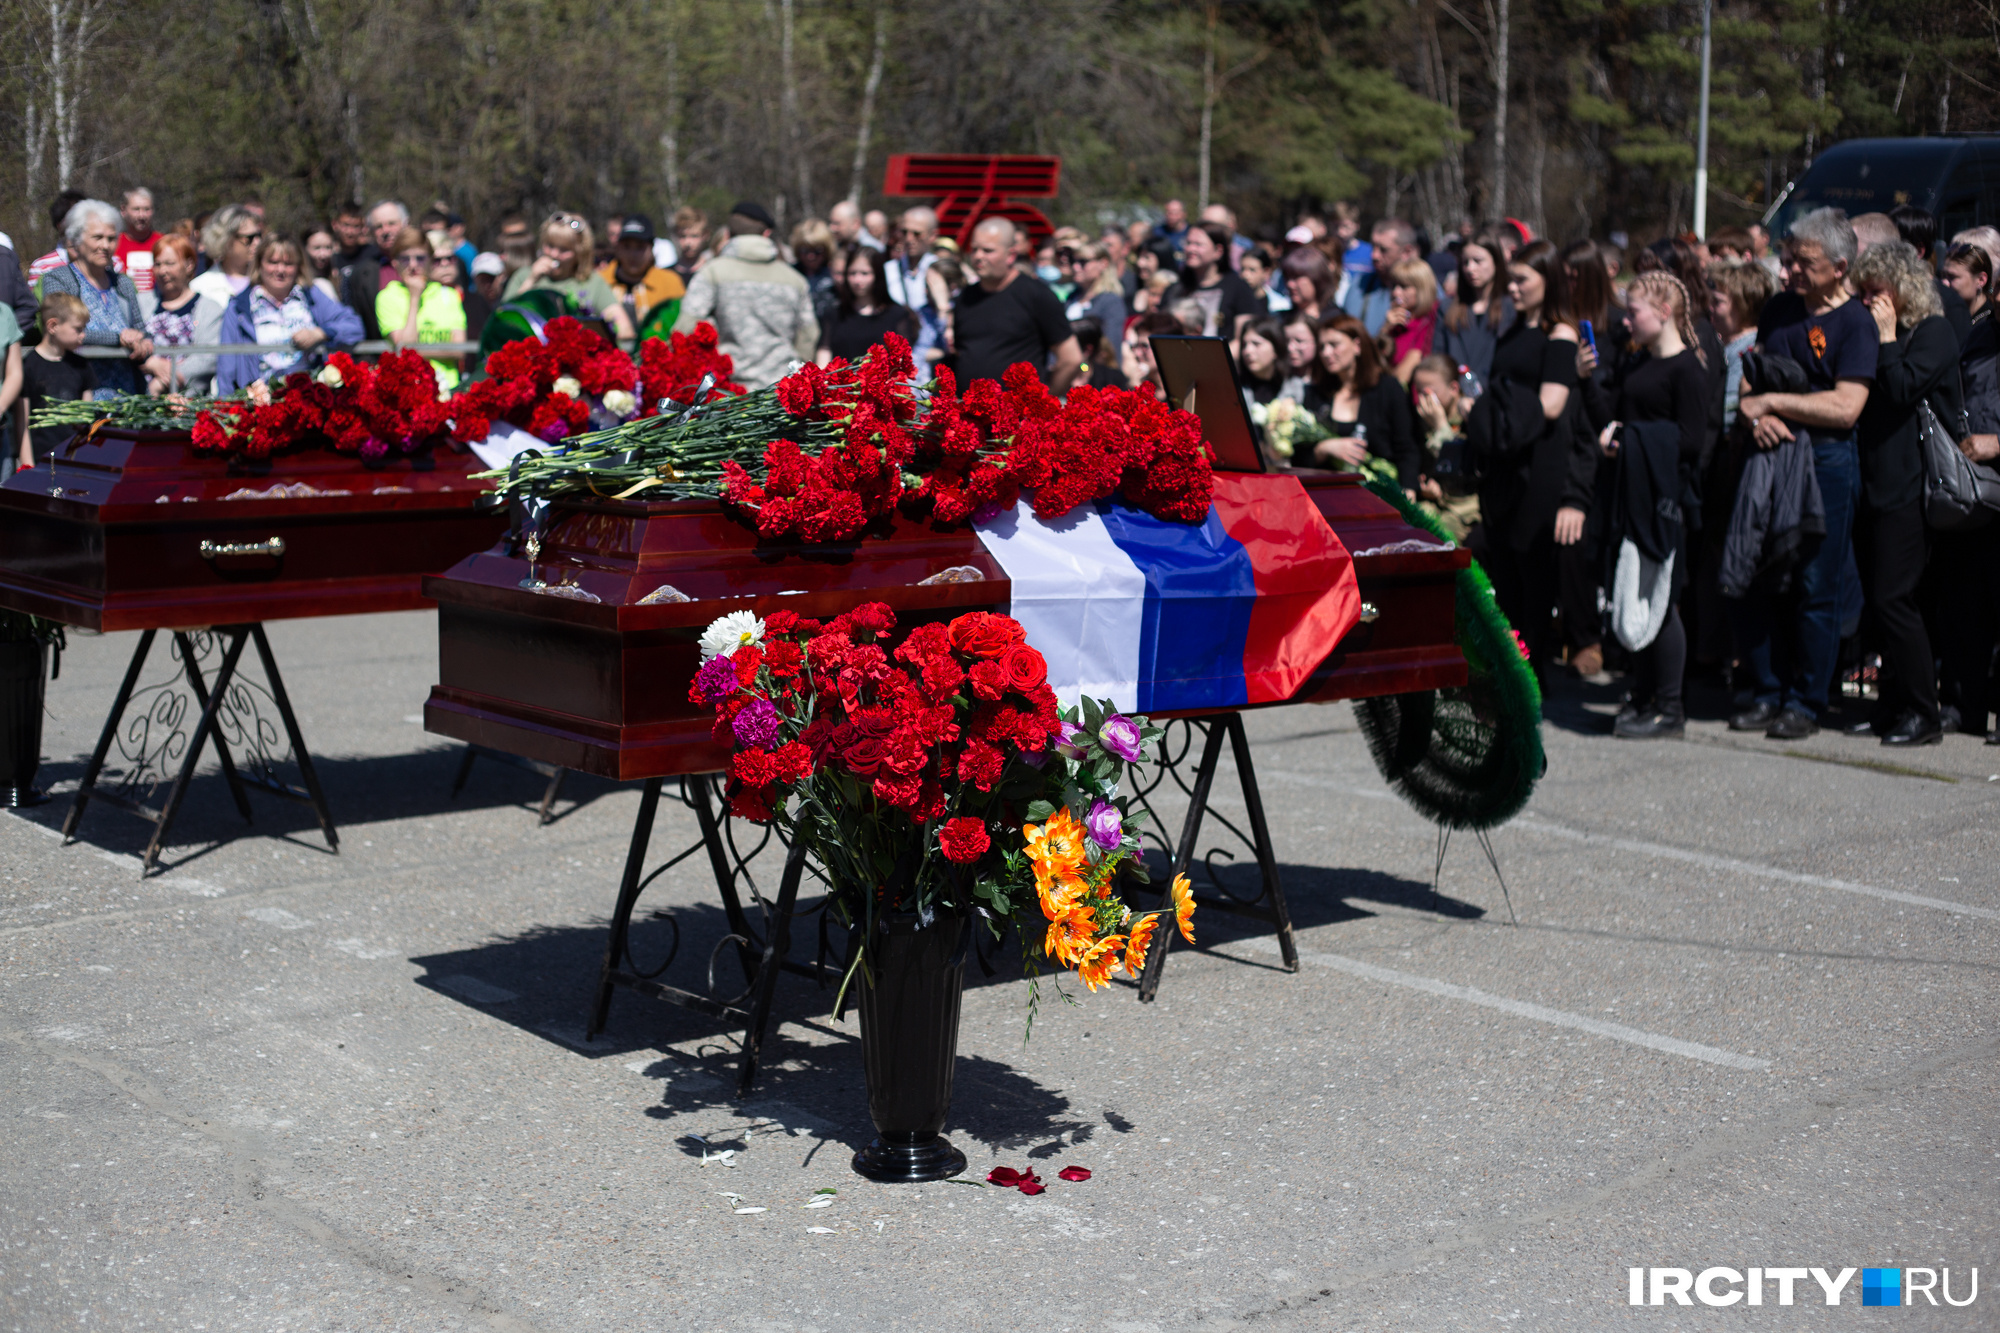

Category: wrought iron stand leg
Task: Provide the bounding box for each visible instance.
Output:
[737,838,806,1099]
[450,746,478,798]
[537,768,568,825]
[143,629,251,875]
[63,628,156,843]
[249,624,338,852]
[174,631,254,824]
[689,773,759,986]
[1225,713,1297,973]
[1137,718,1229,1003]
[587,776,664,1041]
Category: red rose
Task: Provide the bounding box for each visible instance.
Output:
[938,817,991,864]
[949,612,1024,660]
[842,733,889,777]
[1000,643,1047,693]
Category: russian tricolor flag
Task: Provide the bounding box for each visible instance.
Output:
[976,472,1361,713]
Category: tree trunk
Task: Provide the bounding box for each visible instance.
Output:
[1199,0,1217,212]
[1489,0,1509,218]
[662,22,681,209]
[848,1,887,206]
[780,0,811,220]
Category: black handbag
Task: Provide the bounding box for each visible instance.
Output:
[1920,399,2000,532]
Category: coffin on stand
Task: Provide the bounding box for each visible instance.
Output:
[420,469,1468,1088]
[0,428,509,872]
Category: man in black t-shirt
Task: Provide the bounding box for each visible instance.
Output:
[1164,221,1264,338]
[1732,207,1875,741]
[952,217,1083,392]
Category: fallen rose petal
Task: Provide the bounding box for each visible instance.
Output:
[1018,1181,1046,1195]
[987,1167,1025,1186]
[1057,1166,1092,1182]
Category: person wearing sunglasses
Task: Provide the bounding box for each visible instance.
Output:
[188,205,264,307]
[376,226,467,390]
[501,213,633,340]
[213,234,363,395]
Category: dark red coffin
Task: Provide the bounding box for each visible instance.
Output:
[0,429,508,630]
[422,471,1469,779]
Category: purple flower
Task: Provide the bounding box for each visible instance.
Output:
[1098,714,1144,763]
[692,655,739,705]
[1084,800,1123,851]
[730,698,784,751]
[359,436,390,461]
[1054,721,1089,761]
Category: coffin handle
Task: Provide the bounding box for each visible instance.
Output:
[199,537,287,560]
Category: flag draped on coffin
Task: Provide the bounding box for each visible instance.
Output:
[974,472,1361,712]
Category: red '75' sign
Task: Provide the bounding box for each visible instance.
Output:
[882,154,1060,250]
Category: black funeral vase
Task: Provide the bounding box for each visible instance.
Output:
[851,911,968,1183]
[0,639,48,807]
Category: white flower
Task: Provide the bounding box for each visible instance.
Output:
[602,389,637,419]
[1247,401,1268,426]
[315,364,344,388]
[552,375,583,399]
[699,611,765,661]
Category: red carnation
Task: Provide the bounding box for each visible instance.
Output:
[956,740,1004,791]
[938,817,990,864]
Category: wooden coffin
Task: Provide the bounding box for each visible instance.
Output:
[0,429,508,630]
[423,471,1468,781]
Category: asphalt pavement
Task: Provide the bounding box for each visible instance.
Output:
[3,611,1996,1331]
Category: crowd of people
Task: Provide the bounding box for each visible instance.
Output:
[1,183,1996,747]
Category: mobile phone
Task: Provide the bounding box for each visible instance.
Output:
[1580,319,1597,352]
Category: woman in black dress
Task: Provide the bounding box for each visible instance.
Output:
[1304,311,1418,493]
[1467,239,1591,674]
[1594,272,1711,738]
[816,244,918,366]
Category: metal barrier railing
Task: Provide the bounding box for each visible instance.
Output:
[73,340,485,360]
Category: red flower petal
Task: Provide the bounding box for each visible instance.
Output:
[987,1167,1024,1186]
[1018,1181,1046,1195]
[1057,1166,1092,1182]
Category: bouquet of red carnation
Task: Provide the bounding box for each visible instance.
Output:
[692,601,1187,1020]
[490,333,1216,533]
[450,316,638,445]
[188,350,454,461]
[638,322,746,415]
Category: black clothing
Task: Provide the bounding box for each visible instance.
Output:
[1473,319,1590,551]
[0,246,37,337]
[21,349,97,459]
[1630,606,1688,716]
[1937,524,2000,731]
[1856,315,1962,512]
[1164,269,1265,337]
[1616,350,1711,470]
[1858,498,1938,726]
[337,244,388,341]
[820,303,920,364]
[953,275,1071,386]
[1759,292,1880,393]
[460,285,493,342]
[1434,298,1514,390]
[1940,280,1973,349]
[1959,311,1998,436]
[1303,376,1420,490]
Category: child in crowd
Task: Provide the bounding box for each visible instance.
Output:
[19,292,96,472]
[1410,354,1480,540]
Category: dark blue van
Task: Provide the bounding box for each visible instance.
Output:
[1766,136,2000,240]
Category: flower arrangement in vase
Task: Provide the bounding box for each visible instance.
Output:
[692,601,1195,1180]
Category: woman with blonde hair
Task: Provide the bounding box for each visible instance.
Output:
[1379,257,1439,386]
[1846,241,1958,745]
[214,235,362,394]
[1592,270,1709,738]
[502,212,633,339]
[189,205,261,306]
[1063,241,1127,336]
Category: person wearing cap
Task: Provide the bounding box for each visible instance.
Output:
[596,214,686,331]
[470,252,507,309]
[673,200,818,391]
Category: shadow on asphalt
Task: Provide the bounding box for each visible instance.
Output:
[403,853,1459,1155]
[14,746,622,872]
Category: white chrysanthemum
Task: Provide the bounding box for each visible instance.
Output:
[552,375,583,399]
[315,363,344,388]
[699,611,765,661]
[602,388,637,419]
